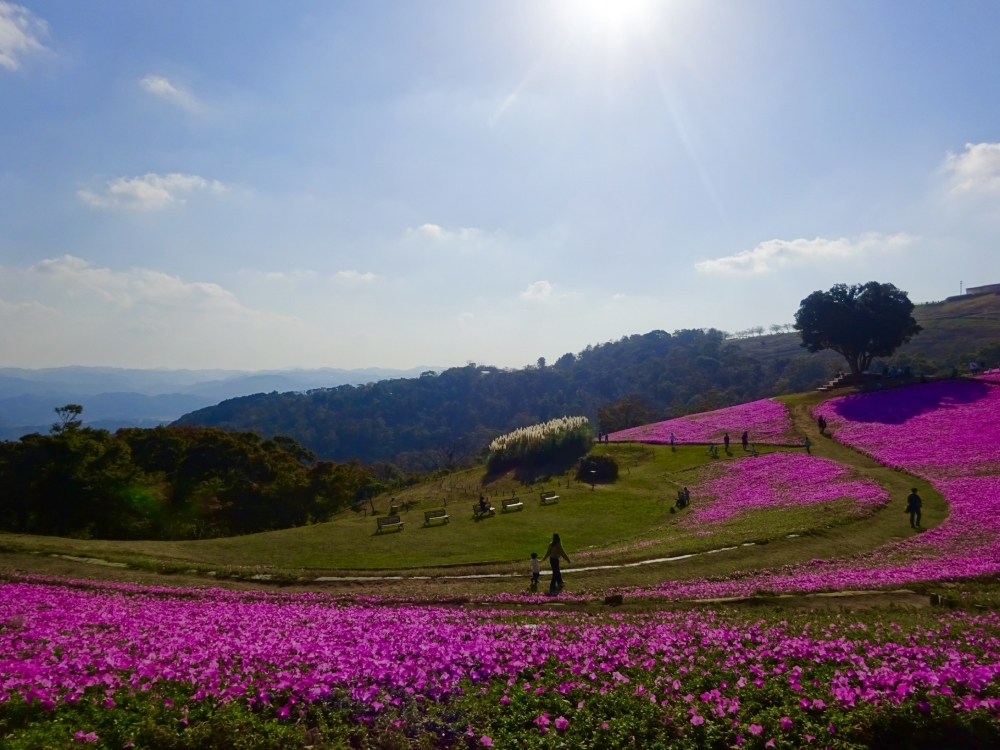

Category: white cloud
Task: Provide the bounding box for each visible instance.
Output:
[335,270,377,282]
[408,223,483,241]
[140,75,199,111]
[944,142,1000,194]
[78,173,227,211]
[521,280,554,301]
[30,255,248,311]
[0,1,48,70]
[0,256,316,368]
[694,232,913,274]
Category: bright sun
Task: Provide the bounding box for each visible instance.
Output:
[568,0,659,33]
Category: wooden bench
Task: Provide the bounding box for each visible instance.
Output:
[502,497,523,513]
[423,508,450,526]
[472,503,495,519]
[539,491,560,505]
[376,515,404,533]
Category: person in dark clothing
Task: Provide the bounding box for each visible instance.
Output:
[741,431,749,451]
[906,488,922,528]
[545,533,571,595]
[723,433,731,453]
[818,415,827,434]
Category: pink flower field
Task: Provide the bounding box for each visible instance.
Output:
[3,579,1000,740]
[634,379,1000,600]
[608,398,799,445]
[688,452,889,523]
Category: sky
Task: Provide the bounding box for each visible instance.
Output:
[2,0,1000,370]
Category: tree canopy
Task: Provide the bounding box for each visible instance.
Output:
[177,329,819,467]
[794,282,922,375]
[0,408,399,540]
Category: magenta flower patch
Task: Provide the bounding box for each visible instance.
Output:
[689,452,888,523]
[608,398,799,445]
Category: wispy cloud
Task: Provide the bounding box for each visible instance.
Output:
[140,75,199,112]
[0,256,310,368]
[335,270,377,282]
[408,223,483,241]
[695,233,913,274]
[78,173,227,211]
[521,280,554,301]
[944,142,1000,194]
[0,1,48,71]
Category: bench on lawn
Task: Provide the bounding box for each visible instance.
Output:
[502,497,523,513]
[472,503,496,519]
[376,515,404,533]
[423,508,450,526]
[539,490,560,505]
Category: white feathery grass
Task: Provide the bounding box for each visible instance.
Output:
[488,416,590,461]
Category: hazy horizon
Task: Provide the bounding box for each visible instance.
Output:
[3,1,1000,370]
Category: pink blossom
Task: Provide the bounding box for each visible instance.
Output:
[609,398,799,445]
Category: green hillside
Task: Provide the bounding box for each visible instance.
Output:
[175,294,1000,467]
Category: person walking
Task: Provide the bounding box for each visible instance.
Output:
[546,533,571,595]
[723,433,731,453]
[906,488,922,528]
[804,436,812,455]
[529,552,541,591]
[817,415,827,434]
[669,433,676,451]
[741,431,749,451]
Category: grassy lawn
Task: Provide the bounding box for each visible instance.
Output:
[0,387,946,593]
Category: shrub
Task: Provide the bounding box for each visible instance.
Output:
[487,416,592,473]
[576,454,619,483]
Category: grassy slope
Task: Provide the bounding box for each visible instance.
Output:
[733,293,1000,365]
[0,384,947,601]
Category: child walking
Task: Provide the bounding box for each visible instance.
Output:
[530,552,541,590]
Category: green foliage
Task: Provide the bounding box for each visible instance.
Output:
[486,416,592,473]
[794,282,923,374]
[597,394,655,433]
[178,329,817,466]
[0,413,390,541]
[576,454,619,483]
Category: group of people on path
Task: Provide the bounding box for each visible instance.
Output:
[707,431,757,458]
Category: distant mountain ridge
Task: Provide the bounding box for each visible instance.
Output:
[0,366,441,439]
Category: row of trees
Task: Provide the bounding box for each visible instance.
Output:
[0,406,399,540]
[726,323,795,339]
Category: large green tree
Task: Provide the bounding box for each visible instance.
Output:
[794,282,922,375]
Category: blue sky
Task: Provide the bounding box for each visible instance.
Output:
[2,0,1000,369]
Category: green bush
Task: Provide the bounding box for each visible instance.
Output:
[576,454,619,483]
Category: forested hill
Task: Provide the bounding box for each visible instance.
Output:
[174,329,831,468]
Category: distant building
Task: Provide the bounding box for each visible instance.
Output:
[966,283,1000,295]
